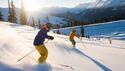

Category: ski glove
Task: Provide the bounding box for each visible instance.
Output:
[48,36,54,40]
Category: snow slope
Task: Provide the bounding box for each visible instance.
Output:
[0,21,125,71]
[56,20,125,40]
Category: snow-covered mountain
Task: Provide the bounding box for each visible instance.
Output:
[81,0,125,8]
[75,2,92,9]
[1,0,124,17]
[93,0,125,8]
[104,0,125,7]
[0,20,125,71]
[40,2,91,15]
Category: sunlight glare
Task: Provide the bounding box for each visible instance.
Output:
[24,0,40,12]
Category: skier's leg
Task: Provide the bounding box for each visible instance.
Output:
[72,39,76,47]
[70,39,76,47]
[35,45,48,63]
[39,45,48,63]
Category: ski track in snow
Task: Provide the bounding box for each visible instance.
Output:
[72,47,112,71]
[48,34,112,71]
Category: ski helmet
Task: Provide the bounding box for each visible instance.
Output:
[72,28,76,32]
[45,23,51,30]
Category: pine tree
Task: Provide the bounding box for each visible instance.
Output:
[20,0,27,25]
[46,16,49,22]
[11,1,17,23]
[80,22,85,37]
[31,17,36,28]
[8,0,17,23]
[38,19,41,29]
[0,9,4,21]
[8,0,12,22]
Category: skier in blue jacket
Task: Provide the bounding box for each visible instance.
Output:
[33,23,54,64]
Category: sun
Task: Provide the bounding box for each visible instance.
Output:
[24,0,40,12]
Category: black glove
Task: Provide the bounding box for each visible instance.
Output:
[48,36,54,40]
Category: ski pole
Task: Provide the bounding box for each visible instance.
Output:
[17,49,35,62]
[17,40,49,62]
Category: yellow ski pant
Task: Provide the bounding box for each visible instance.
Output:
[35,45,48,63]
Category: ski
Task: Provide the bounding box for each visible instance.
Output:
[39,62,74,71]
[59,64,74,71]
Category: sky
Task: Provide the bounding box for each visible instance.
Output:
[0,0,96,11]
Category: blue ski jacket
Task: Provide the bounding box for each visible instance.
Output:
[33,28,50,46]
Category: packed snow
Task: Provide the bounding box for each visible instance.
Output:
[0,21,125,71]
[56,20,125,40]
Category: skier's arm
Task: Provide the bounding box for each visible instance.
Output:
[44,33,54,40]
[42,33,50,38]
[39,29,54,40]
[74,32,80,38]
[38,29,50,39]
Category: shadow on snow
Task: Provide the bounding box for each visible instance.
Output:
[0,62,22,71]
[72,47,112,71]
